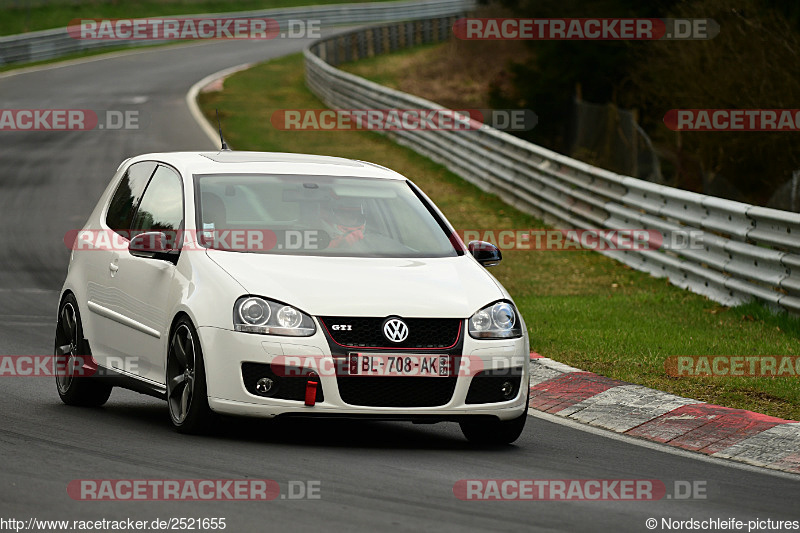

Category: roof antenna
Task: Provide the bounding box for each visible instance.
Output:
[215,109,229,151]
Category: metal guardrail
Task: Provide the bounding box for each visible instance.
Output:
[0,0,471,66]
[305,15,800,313]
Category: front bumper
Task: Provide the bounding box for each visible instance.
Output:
[199,325,530,421]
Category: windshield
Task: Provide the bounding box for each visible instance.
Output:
[193,174,459,258]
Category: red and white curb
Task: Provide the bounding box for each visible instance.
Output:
[528,354,800,475]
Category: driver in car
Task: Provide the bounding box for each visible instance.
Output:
[322,197,367,248]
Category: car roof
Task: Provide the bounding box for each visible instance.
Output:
[122,151,407,180]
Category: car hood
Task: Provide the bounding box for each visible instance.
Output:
[205,251,505,317]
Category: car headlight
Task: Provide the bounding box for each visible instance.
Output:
[469,301,522,339]
[234,296,316,336]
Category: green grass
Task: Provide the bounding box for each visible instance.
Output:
[198,52,800,420]
[337,43,443,89]
[0,0,391,36]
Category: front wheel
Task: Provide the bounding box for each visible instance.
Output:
[166,318,212,433]
[460,401,528,445]
[54,294,112,407]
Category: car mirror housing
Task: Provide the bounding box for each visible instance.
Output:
[468,240,502,267]
[129,231,179,264]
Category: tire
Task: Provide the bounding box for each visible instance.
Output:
[54,294,112,407]
[166,317,212,434]
[460,398,528,445]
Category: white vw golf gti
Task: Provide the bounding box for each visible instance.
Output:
[56,151,530,444]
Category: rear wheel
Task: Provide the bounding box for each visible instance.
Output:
[460,399,528,445]
[54,294,112,407]
[166,318,212,433]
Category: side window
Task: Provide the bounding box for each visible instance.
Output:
[105,161,157,236]
[131,165,184,233]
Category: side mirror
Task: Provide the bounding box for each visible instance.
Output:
[129,231,179,264]
[468,240,502,267]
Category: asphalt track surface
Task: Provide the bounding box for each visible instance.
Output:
[0,30,799,533]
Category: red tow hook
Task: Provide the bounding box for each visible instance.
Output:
[305,372,319,406]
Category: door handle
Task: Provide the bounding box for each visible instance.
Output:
[109,263,119,272]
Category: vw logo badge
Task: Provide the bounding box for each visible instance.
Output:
[383,318,409,343]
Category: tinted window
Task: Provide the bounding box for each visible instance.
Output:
[105,161,157,236]
[131,166,184,233]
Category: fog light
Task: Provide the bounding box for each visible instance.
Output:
[500,380,515,400]
[256,377,274,394]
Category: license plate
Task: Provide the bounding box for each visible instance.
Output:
[346,354,450,377]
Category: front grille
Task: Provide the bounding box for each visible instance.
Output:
[241,363,324,402]
[318,317,462,350]
[336,376,457,407]
[465,370,523,404]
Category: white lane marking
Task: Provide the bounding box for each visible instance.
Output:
[530,410,800,481]
[185,62,253,149]
[119,96,148,104]
[183,27,360,147]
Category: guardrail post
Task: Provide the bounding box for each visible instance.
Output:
[389,24,399,52]
[374,26,384,56]
[357,31,367,60]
